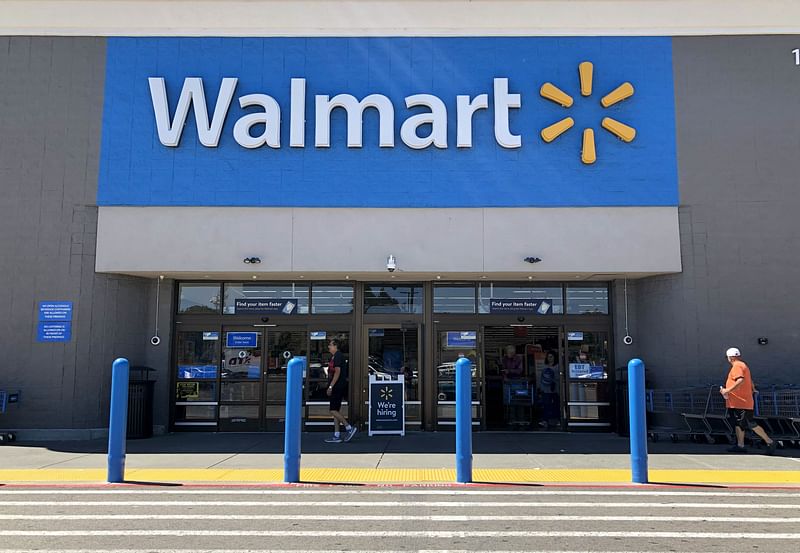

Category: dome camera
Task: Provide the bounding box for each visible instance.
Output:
[386,254,397,272]
[623,335,634,345]
[150,336,161,346]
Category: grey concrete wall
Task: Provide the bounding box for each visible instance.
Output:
[635,36,800,387]
[0,37,167,437]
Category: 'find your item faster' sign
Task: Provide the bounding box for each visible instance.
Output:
[368,374,405,436]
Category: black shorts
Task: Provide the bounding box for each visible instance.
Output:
[728,408,757,430]
[329,386,347,411]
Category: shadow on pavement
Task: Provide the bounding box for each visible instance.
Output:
[7,431,797,457]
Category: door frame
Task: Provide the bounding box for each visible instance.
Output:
[359,322,424,428]
[561,325,614,431]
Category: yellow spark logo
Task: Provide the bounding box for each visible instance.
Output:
[379,386,393,400]
[540,61,636,164]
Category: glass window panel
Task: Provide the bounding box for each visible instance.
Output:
[367,328,420,411]
[222,332,262,380]
[178,284,222,314]
[566,333,609,382]
[175,381,216,401]
[433,285,476,313]
[307,331,349,401]
[174,405,217,420]
[223,283,310,314]
[566,285,609,314]
[364,285,423,314]
[220,381,260,401]
[219,405,259,419]
[568,405,612,422]
[478,284,564,314]
[176,331,219,379]
[436,331,480,403]
[311,285,354,314]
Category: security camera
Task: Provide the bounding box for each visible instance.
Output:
[260,317,270,323]
[243,257,261,264]
[386,255,397,272]
[150,336,161,346]
[524,256,542,264]
[623,335,634,345]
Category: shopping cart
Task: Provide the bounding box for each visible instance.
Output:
[681,385,735,444]
[0,390,18,443]
[645,386,705,442]
[755,386,800,446]
[503,379,533,428]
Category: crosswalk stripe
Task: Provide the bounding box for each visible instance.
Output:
[1,500,798,508]
[0,550,724,553]
[1,530,799,538]
[0,514,798,522]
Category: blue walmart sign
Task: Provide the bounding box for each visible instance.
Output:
[99,37,677,207]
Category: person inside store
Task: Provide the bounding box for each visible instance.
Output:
[539,350,561,428]
[501,345,524,380]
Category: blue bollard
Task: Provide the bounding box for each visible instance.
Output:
[107,358,130,483]
[284,357,305,483]
[455,357,473,483]
[628,358,648,484]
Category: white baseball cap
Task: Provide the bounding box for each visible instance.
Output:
[726,347,741,357]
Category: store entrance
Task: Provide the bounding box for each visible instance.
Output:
[483,326,562,430]
[219,326,308,431]
[361,324,422,428]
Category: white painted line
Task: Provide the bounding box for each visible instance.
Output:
[1,489,798,497]
[0,514,798,523]
[1,530,799,539]
[0,548,681,553]
[2,500,798,509]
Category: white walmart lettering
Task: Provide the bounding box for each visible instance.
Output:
[148,77,522,149]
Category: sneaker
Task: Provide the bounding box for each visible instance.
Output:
[765,441,777,456]
[344,426,358,442]
[726,445,748,453]
[324,435,342,443]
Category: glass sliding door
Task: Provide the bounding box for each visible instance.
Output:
[305,329,351,429]
[435,329,481,428]
[364,325,422,427]
[482,325,561,430]
[565,330,611,429]
[219,328,263,431]
[174,328,220,429]
[262,328,308,431]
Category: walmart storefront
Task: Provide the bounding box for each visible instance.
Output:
[95,37,678,432]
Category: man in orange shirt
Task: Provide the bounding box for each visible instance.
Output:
[719,347,776,455]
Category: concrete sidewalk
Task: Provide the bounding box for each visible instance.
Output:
[1,432,798,485]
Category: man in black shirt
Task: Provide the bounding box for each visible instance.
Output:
[324,339,357,443]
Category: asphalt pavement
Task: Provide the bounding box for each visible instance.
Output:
[1,485,800,552]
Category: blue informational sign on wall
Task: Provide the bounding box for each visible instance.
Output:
[37,322,72,342]
[226,332,259,348]
[39,302,73,321]
[99,37,677,208]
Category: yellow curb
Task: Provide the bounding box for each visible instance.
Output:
[1,468,800,485]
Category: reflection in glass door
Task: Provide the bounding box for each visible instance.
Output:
[263,328,308,431]
[219,328,263,431]
[174,329,221,429]
[565,330,611,429]
[365,326,421,427]
[435,330,481,428]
